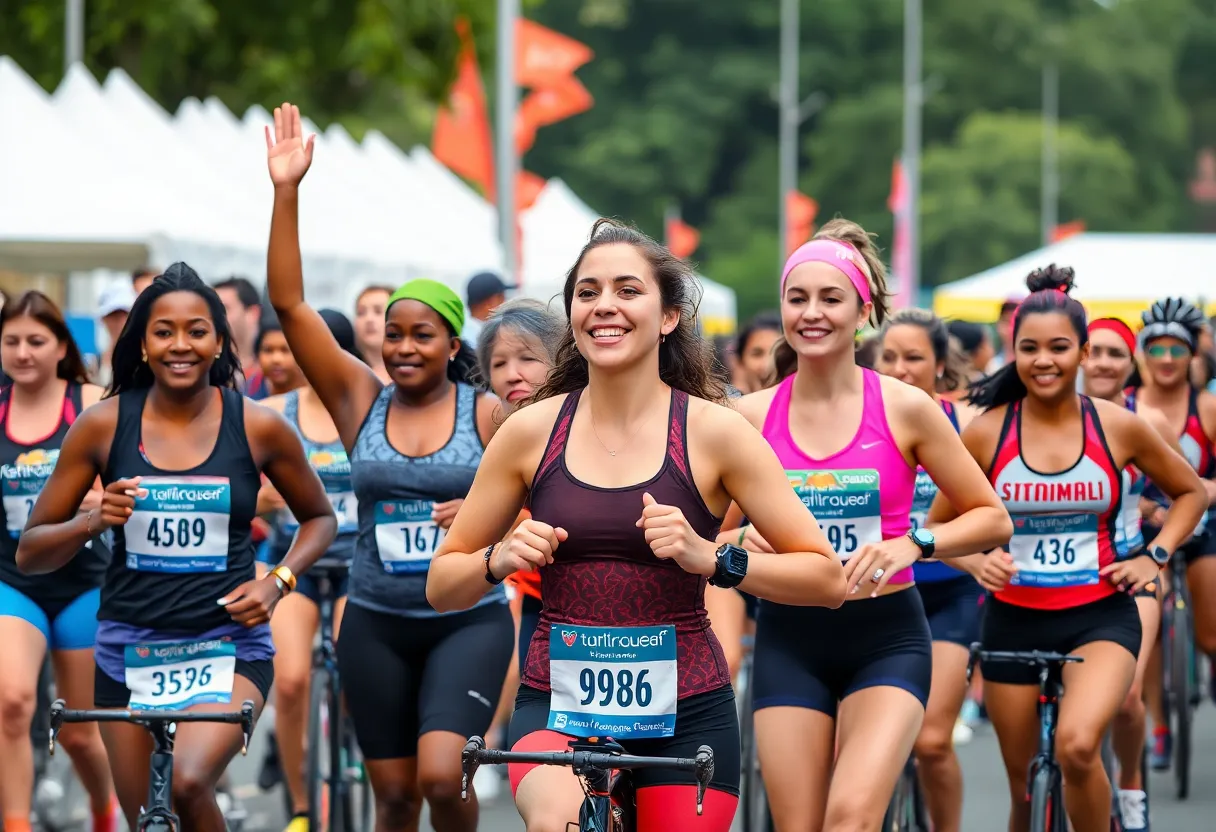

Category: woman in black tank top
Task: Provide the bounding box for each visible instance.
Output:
[427,219,847,831]
[16,265,337,832]
[0,292,118,832]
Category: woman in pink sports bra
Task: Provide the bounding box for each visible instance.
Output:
[732,218,1012,831]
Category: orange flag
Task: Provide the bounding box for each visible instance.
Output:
[665,216,700,259]
[517,170,547,212]
[786,190,819,256]
[515,76,594,154]
[1051,220,1086,243]
[432,18,495,200]
[516,20,594,89]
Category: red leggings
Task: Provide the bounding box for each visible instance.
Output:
[507,730,738,831]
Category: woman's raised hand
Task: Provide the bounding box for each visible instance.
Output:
[266,102,315,188]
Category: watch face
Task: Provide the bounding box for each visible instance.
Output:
[913,529,934,545]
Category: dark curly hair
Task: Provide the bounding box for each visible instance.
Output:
[527,218,727,405]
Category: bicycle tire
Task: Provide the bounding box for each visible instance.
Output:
[345,717,373,832]
[1171,604,1192,800]
[1027,764,1056,832]
[738,683,773,832]
[306,667,329,832]
[327,673,353,832]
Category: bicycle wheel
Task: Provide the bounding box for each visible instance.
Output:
[738,679,773,831]
[306,667,330,832]
[1027,764,1059,832]
[1171,601,1192,800]
[344,719,373,832]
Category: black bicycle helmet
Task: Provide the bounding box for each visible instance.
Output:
[1138,297,1206,352]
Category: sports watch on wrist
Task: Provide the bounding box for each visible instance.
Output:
[709,543,748,589]
[1147,545,1171,568]
[907,527,936,559]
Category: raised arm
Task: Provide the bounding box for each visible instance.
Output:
[17,404,113,573]
[265,103,383,446]
[714,408,846,608]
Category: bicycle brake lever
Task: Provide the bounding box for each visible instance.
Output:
[694,745,714,816]
[460,736,485,801]
[48,699,66,756]
[239,700,255,755]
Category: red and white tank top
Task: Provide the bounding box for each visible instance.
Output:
[988,397,1122,610]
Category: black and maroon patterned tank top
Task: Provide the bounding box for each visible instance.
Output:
[521,388,731,699]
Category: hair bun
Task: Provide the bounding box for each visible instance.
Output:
[1025,264,1075,295]
[162,262,200,282]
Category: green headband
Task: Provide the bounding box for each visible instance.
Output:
[386,279,465,336]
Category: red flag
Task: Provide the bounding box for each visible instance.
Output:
[516,20,594,89]
[432,18,495,199]
[516,170,547,212]
[786,190,818,256]
[888,159,913,310]
[1051,220,1087,243]
[665,216,700,259]
[515,76,594,154]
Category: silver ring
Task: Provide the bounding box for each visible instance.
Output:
[871,568,885,582]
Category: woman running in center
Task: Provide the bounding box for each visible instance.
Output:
[427,218,847,831]
[733,220,1011,831]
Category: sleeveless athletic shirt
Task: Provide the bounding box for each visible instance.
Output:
[912,399,967,583]
[988,397,1121,611]
[761,369,917,585]
[99,387,262,630]
[1126,387,1215,533]
[0,382,108,605]
[521,388,730,700]
[270,390,356,562]
[348,382,503,617]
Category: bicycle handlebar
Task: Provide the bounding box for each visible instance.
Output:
[459,735,715,816]
[48,699,256,756]
[965,642,1084,684]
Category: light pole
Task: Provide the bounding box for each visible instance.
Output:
[901,0,923,299]
[1040,58,1059,247]
[495,0,519,283]
[64,0,84,72]
[777,0,827,268]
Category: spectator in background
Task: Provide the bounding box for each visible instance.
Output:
[212,276,268,398]
[462,271,509,348]
[947,319,995,382]
[733,312,782,393]
[854,332,881,369]
[95,282,136,386]
[986,298,1019,372]
[354,284,393,383]
[131,267,159,296]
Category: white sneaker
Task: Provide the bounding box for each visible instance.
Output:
[952,719,974,746]
[1117,789,1148,831]
[474,764,502,803]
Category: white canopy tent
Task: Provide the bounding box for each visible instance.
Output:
[933,233,1216,324]
[519,180,737,334]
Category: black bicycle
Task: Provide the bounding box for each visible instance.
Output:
[1159,548,1199,799]
[736,636,774,832]
[882,755,929,831]
[47,698,256,832]
[967,644,1083,832]
[460,734,714,832]
[31,658,84,832]
[303,557,370,832]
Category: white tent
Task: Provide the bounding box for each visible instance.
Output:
[934,233,1216,324]
[519,180,737,333]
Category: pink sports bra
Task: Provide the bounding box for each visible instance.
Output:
[761,369,918,586]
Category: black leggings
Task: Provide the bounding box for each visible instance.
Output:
[338,601,514,759]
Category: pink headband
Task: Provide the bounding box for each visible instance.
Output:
[781,239,872,305]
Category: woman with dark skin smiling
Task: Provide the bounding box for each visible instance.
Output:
[935,269,1206,832]
[265,104,511,832]
[15,264,336,832]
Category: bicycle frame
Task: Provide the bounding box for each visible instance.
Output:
[308,558,355,832]
[459,735,714,832]
[48,699,255,832]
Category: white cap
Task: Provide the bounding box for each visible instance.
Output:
[97,282,137,319]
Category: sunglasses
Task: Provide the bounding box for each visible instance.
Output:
[1146,344,1191,359]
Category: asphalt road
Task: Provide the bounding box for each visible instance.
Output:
[36,704,1215,830]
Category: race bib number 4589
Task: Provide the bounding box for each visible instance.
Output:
[124,477,231,573]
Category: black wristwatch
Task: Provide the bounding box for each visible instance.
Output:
[907,527,936,559]
[709,543,748,589]
[1147,545,1171,568]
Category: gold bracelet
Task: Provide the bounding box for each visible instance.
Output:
[270,565,297,592]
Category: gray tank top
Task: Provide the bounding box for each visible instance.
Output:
[348,382,505,617]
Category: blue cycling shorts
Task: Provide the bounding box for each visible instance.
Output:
[0,582,100,650]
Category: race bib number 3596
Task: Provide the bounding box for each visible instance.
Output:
[548,624,678,740]
[124,477,231,573]
[786,469,883,560]
[124,639,236,710]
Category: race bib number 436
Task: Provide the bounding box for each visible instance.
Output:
[124,639,236,710]
[124,477,231,573]
[548,624,678,740]
[1009,513,1100,588]
[786,469,883,560]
